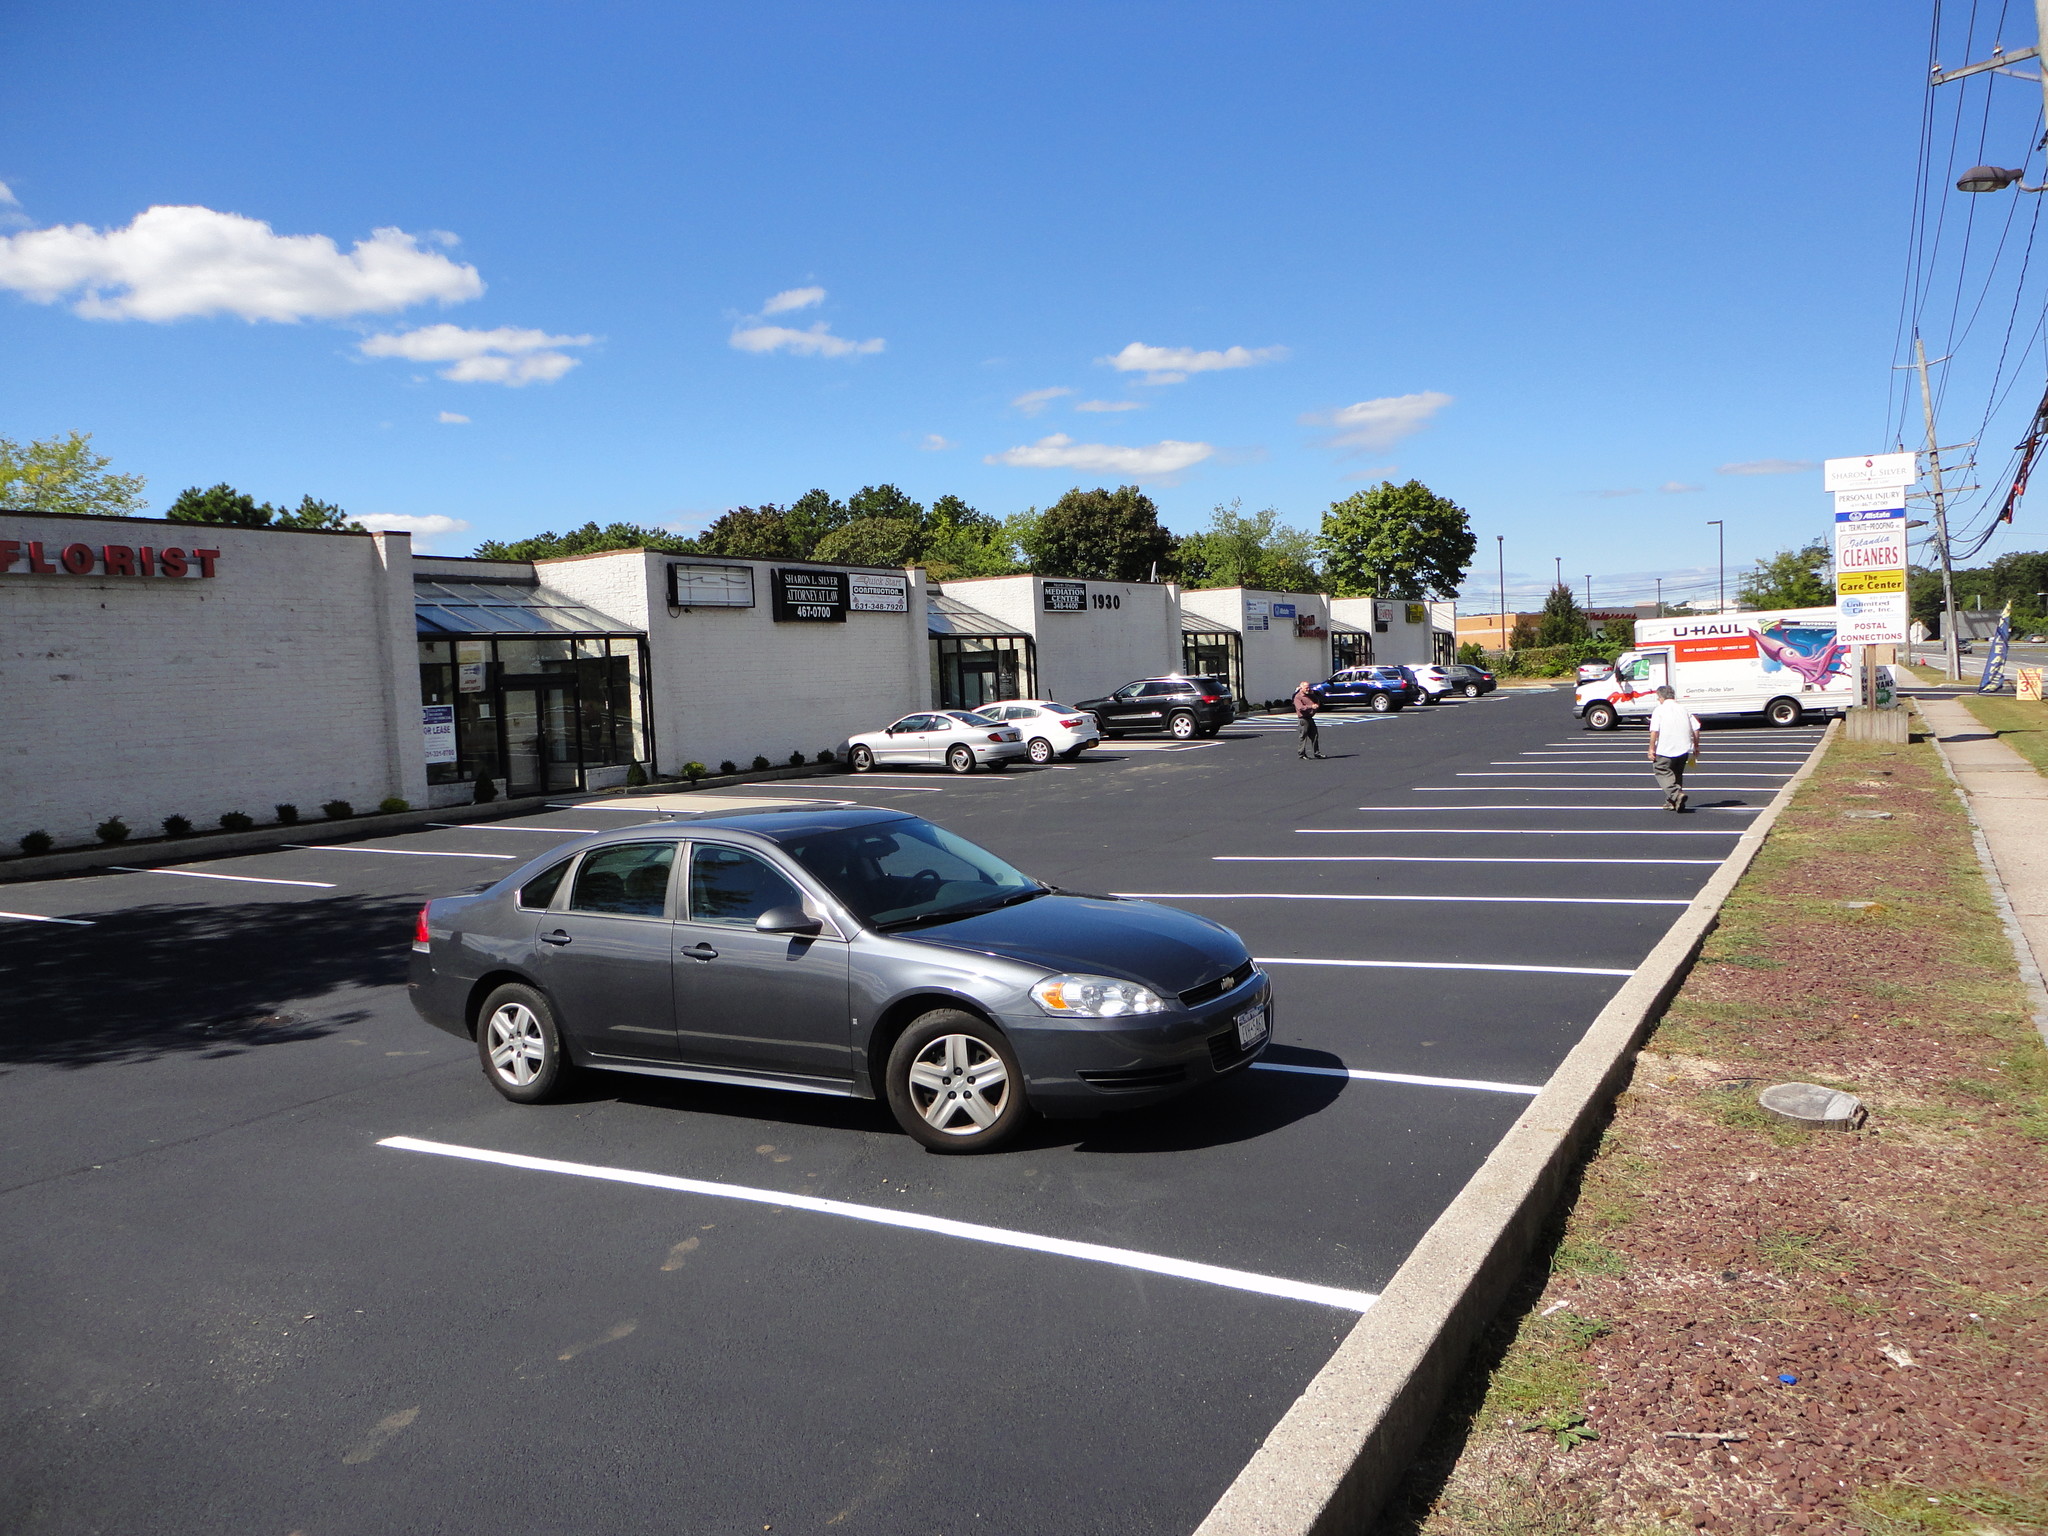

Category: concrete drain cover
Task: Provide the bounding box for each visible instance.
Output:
[1758,1082,1867,1131]
[1842,810,1894,820]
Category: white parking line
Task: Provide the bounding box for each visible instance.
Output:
[1216,855,1723,865]
[0,909,94,926]
[428,823,609,833]
[106,866,338,889]
[1354,805,1760,813]
[281,844,517,860]
[1412,788,1770,795]
[377,1137,1379,1313]
[1298,827,1743,836]
[1257,956,1635,977]
[1457,770,1791,778]
[1116,891,1690,906]
[1252,1062,1542,1096]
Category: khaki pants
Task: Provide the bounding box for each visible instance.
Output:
[1297,714,1321,756]
[1653,753,1690,802]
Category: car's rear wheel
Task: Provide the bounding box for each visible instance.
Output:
[1370,692,1393,713]
[885,1010,1027,1153]
[476,983,570,1104]
[1168,711,1197,740]
[1585,702,1618,731]
[946,743,976,773]
[849,744,875,773]
[1462,683,1481,698]
[1766,697,1804,727]
[1027,736,1055,764]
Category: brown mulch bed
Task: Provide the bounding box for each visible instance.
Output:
[1379,729,2048,1536]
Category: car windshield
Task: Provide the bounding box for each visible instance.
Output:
[779,817,1045,929]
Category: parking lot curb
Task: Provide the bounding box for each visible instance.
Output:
[1189,720,1839,1536]
[0,763,851,885]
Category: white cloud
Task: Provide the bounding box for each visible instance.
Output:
[919,433,956,451]
[1718,458,1816,476]
[761,285,826,314]
[1100,341,1287,385]
[437,411,470,424]
[0,182,17,206]
[1075,399,1143,413]
[985,433,1215,476]
[0,204,482,322]
[1660,481,1703,494]
[1301,391,1453,452]
[360,323,593,385]
[1597,488,1644,498]
[0,182,24,233]
[1011,386,1072,416]
[729,321,883,358]
[353,511,471,551]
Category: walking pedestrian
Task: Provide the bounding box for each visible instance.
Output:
[1645,684,1703,811]
[1293,679,1324,759]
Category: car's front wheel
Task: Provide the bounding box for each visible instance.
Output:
[946,743,976,773]
[1370,692,1393,713]
[885,1010,1028,1153]
[1585,702,1618,731]
[476,983,571,1104]
[1168,711,1198,740]
[849,744,875,773]
[1027,736,1055,764]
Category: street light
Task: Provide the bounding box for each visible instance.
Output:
[1496,534,1506,649]
[1707,520,1725,612]
[1956,163,2048,193]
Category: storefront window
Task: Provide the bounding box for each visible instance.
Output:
[1182,632,1243,698]
[932,635,1034,709]
[418,635,648,786]
[496,636,576,672]
[1331,632,1372,670]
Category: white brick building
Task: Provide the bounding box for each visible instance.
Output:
[931,576,1184,706]
[1178,586,1342,705]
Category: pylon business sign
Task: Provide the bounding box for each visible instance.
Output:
[1831,481,1910,645]
[1823,452,1918,492]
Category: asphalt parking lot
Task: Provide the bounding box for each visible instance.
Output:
[0,691,1828,1536]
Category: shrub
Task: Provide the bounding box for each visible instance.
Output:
[625,762,648,787]
[718,760,737,776]
[219,811,254,833]
[96,816,131,845]
[750,755,771,772]
[1455,640,1488,665]
[162,815,193,838]
[274,803,299,825]
[19,830,53,856]
[377,796,410,815]
[816,748,836,764]
[682,761,707,782]
[321,799,353,821]
[473,776,498,804]
[788,750,807,767]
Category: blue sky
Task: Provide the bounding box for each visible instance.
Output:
[4,1,2041,606]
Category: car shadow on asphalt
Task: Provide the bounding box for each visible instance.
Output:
[0,893,412,1069]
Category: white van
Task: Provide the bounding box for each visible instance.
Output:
[1575,607,1857,730]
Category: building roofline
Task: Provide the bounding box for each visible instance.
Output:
[0,507,387,539]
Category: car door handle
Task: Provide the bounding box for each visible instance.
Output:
[682,942,718,961]
[540,930,572,946]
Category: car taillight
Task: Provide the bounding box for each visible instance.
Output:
[1060,718,1082,728]
[988,733,1005,743]
[1199,694,1219,703]
[413,905,432,951]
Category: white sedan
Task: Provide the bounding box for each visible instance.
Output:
[845,710,1029,774]
[978,699,1102,763]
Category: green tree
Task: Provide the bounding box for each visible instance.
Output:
[167,484,365,531]
[472,520,695,560]
[921,495,1023,579]
[0,431,148,516]
[1597,615,1637,650]
[813,516,923,567]
[1025,485,1175,581]
[695,506,801,559]
[846,483,923,523]
[780,489,850,556]
[1738,540,1833,609]
[1175,500,1321,591]
[1317,479,1474,599]
[1534,583,1592,646]
[277,496,359,530]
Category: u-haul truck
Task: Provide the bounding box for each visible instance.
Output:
[1574,606,1856,730]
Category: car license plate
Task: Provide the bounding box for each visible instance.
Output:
[1235,1004,1268,1049]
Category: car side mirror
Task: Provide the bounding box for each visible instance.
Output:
[756,905,823,936]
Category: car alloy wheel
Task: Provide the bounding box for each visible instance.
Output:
[1028,736,1055,764]
[1463,683,1481,698]
[849,744,875,773]
[1169,711,1197,739]
[885,1010,1026,1153]
[476,983,570,1103]
[1370,692,1393,713]
[1585,702,1618,731]
[946,743,976,773]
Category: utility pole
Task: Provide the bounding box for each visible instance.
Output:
[1496,535,1506,649]
[1655,576,1663,615]
[1914,333,1964,680]
[1707,521,1725,612]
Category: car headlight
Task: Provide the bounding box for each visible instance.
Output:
[1030,973,1167,1018]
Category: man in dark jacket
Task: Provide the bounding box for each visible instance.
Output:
[1293,680,1324,759]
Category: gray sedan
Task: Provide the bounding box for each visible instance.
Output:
[844,710,1029,774]
[409,807,1271,1152]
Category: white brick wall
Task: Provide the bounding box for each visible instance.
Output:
[934,575,1182,703]
[1328,597,1453,665]
[1179,586,1339,703]
[1,514,425,849]
[537,551,932,772]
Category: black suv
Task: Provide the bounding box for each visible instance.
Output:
[1078,675,1237,739]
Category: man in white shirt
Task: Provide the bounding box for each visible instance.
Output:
[1644,685,1704,812]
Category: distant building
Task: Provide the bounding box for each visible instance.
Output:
[1456,604,1655,648]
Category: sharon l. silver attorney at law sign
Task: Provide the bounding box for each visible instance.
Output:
[408,806,1272,1152]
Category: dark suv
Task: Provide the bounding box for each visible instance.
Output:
[1079,675,1237,739]
[1310,666,1416,712]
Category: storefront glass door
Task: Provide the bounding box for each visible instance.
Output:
[500,682,581,797]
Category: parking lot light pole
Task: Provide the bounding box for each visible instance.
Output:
[1655,576,1663,615]
[1707,521,1725,612]
[1496,535,1506,650]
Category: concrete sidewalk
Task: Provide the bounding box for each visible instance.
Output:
[1917,694,2048,1043]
